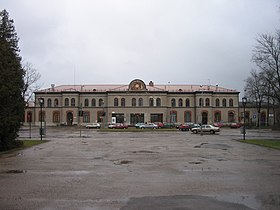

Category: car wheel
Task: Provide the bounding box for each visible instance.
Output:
[193,130,197,134]
[210,130,215,134]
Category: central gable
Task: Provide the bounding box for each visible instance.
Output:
[128,79,147,91]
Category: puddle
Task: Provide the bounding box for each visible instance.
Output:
[48,170,91,175]
[5,169,26,174]
[131,150,158,154]
[113,160,133,165]
[189,161,203,164]
[213,193,261,210]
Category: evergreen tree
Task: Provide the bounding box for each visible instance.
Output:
[0,9,24,151]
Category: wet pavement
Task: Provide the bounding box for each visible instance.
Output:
[0,127,280,209]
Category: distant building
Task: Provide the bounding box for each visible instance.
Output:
[24,79,240,126]
[23,79,276,127]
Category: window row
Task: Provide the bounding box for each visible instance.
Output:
[169,110,236,123]
[113,97,162,107]
[38,109,237,124]
[44,98,105,107]
[197,98,234,107]
[43,97,235,108]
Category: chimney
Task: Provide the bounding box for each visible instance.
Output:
[149,81,154,87]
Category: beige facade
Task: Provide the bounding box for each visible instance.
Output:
[25,79,243,127]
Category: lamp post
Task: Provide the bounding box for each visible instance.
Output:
[78,103,82,138]
[200,85,203,136]
[38,98,44,141]
[242,97,247,140]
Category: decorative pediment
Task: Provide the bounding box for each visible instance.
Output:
[128,79,147,91]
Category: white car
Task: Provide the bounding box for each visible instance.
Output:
[85,123,101,129]
[191,124,220,134]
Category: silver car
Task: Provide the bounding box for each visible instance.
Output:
[191,124,220,134]
[85,123,101,129]
[139,123,158,129]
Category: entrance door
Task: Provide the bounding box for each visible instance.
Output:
[130,113,144,125]
[202,112,208,124]
[67,112,73,125]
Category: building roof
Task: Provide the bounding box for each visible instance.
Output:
[36,80,238,94]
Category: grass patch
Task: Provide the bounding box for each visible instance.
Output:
[0,140,48,155]
[22,140,48,149]
[240,139,280,150]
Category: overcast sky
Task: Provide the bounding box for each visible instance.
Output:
[1,0,279,93]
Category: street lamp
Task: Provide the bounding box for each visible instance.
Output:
[242,97,247,140]
[38,98,44,141]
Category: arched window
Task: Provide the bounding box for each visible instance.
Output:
[121,98,125,107]
[186,98,190,107]
[54,98,59,107]
[132,98,136,107]
[199,98,203,107]
[53,111,60,123]
[228,111,235,122]
[65,98,69,107]
[83,111,90,123]
[178,98,183,107]
[214,111,221,122]
[170,110,177,122]
[184,111,191,122]
[156,98,161,107]
[171,98,176,107]
[215,99,220,107]
[222,98,227,107]
[114,98,118,107]
[46,99,51,107]
[71,98,75,107]
[149,98,154,107]
[91,99,96,107]
[84,99,89,107]
[138,98,143,106]
[229,98,233,107]
[99,99,104,107]
[205,98,210,106]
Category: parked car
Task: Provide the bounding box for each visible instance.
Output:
[178,123,191,131]
[162,122,175,128]
[135,123,145,128]
[85,123,101,129]
[139,123,158,129]
[190,124,200,129]
[109,123,128,129]
[191,124,220,134]
[153,122,164,128]
[230,122,242,128]
[213,122,224,127]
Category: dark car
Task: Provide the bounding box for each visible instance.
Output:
[178,123,190,131]
[162,122,175,128]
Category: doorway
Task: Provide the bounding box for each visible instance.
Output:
[67,112,73,125]
[202,112,208,124]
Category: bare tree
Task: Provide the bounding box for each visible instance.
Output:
[252,31,280,103]
[244,70,266,126]
[22,62,41,103]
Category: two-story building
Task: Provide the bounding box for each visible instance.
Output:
[25,79,243,127]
